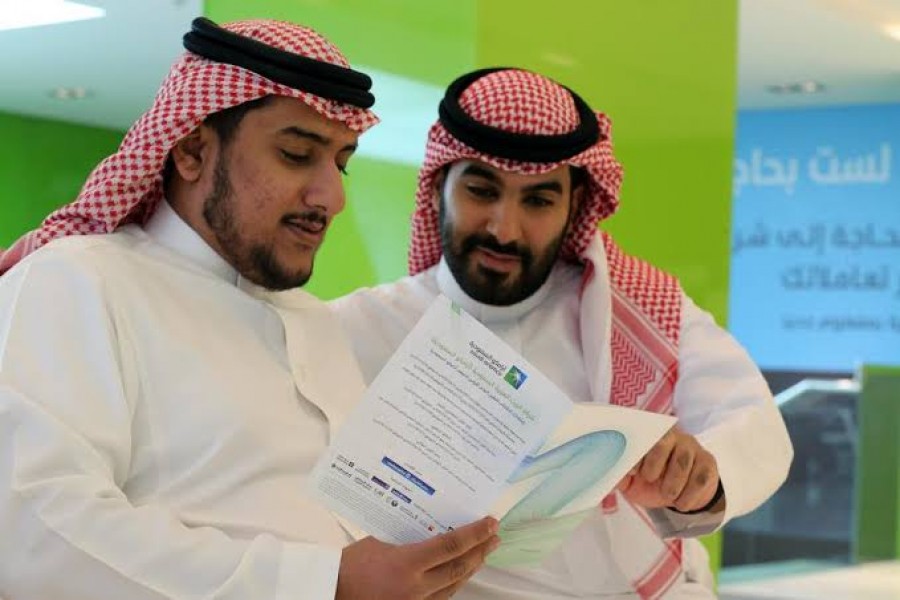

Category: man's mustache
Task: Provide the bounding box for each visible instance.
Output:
[283,210,328,233]
[461,234,531,263]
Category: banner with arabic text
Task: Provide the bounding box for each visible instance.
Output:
[730,105,900,372]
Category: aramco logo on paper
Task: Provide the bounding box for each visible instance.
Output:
[504,365,528,390]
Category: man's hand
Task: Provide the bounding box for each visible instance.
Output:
[336,517,500,600]
[617,427,723,514]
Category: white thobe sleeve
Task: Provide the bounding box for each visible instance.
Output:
[0,253,340,599]
[649,293,793,539]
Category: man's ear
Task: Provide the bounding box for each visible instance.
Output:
[431,168,448,213]
[569,182,586,224]
[169,126,214,183]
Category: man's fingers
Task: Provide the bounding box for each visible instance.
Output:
[674,452,719,512]
[428,571,475,600]
[411,517,498,570]
[423,535,499,597]
[617,472,635,492]
[625,429,722,513]
[338,525,498,600]
[639,429,677,483]
[660,444,695,503]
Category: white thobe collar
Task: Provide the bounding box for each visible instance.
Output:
[143,199,239,285]
[435,256,560,324]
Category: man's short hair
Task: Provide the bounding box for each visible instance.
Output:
[203,95,273,147]
[163,95,273,191]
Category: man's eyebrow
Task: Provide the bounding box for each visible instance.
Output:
[278,126,357,152]
[463,164,564,195]
[461,164,502,183]
[523,180,563,194]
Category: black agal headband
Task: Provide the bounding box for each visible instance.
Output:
[438,67,601,163]
[183,17,375,109]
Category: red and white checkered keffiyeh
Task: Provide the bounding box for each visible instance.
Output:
[0,19,378,275]
[408,68,623,275]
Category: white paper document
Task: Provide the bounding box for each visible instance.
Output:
[311,295,676,566]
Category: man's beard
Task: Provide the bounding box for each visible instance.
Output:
[202,154,324,291]
[439,201,567,306]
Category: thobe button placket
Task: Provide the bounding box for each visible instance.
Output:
[236,278,313,409]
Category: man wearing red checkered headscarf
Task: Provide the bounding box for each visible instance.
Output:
[332,68,793,599]
[0,19,499,600]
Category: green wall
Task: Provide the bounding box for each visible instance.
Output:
[308,157,419,298]
[855,365,900,563]
[0,112,123,247]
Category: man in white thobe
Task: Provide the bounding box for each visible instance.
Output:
[331,68,794,599]
[0,18,498,600]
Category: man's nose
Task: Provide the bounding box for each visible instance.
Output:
[304,163,347,216]
[485,199,522,246]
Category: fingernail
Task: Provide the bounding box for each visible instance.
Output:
[488,518,499,534]
[488,537,501,552]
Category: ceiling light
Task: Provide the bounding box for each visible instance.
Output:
[885,24,900,41]
[0,1,105,33]
[50,86,91,100]
[766,81,826,95]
